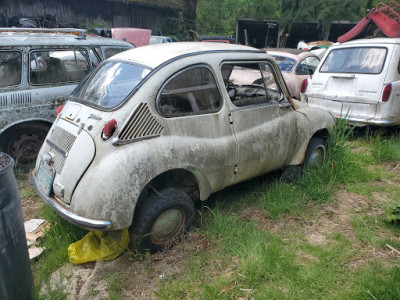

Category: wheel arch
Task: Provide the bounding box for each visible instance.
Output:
[0,118,52,137]
[133,167,211,221]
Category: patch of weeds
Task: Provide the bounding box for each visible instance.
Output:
[260,181,303,219]
[351,215,391,248]
[370,131,400,163]
[33,206,87,297]
[343,263,400,299]
[346,183,388,199]
[106,275,123,300]
[21,186,37,198]
[38,282,68,300]
[384,202,400,225]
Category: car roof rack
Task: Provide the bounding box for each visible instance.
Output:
[0,28,87,39]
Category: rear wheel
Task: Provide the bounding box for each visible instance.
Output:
[131,188,195,253]
[0,122,50,165]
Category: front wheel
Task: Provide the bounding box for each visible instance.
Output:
[131,188,195,253]
[303,137,326,168]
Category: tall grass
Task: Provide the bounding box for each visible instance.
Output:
[370,131,400,163]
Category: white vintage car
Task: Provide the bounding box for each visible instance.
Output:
[303,37,400,126]
[31,42,334,252]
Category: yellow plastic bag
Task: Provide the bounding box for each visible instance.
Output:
[68,229,130,264]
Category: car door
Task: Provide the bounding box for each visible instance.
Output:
[222,61,297,184]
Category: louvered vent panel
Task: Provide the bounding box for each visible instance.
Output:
[10,92,31,105]
[118,103,163,141]
[42,126,76,173]
[0,95,7,107]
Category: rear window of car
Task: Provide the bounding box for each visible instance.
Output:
[271,55,296,72]
[72,61,150,108]
[320,47,387,74]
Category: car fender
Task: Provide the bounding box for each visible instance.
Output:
[70,139,213,229]
[288,106,335,165]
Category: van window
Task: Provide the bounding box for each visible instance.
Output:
[30,49,90,85]
[103,47,132,59]
[0,51,22,87]
[320,47,387,74]
[157,66,222,117]
[72,61,150,108]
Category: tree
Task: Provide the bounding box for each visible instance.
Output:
[182,0,198,31]
[196,0,279,35]
[280,0,373,40]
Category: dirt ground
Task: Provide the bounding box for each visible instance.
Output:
[18,161,400,299]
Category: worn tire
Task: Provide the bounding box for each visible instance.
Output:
[131,188,195,253]
[303,137,326,168]
[0,122,50,165]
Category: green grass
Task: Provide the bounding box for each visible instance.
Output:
[33,206,87,298]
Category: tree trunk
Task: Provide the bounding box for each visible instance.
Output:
[182,0,197,31]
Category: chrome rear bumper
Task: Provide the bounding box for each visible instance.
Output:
[30,171,111,230]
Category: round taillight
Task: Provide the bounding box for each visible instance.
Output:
[382,83,392,102]
[301,79,308,94]
[102,119,117,140]
[55,105,64,117]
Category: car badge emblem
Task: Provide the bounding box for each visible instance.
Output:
[89,114,102,120]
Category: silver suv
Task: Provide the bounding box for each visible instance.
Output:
[0,28,133,163]
[32,42,334,252]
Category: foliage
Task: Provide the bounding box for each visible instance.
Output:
[280,0,367,38]
[196,0,279,36]
[385,202,400,224]
[195,0,384,37]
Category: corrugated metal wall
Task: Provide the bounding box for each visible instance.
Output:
[0,0,177,32]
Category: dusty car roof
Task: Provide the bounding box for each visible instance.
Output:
[111,42,265,69]
[266,48,318,61]
[0,29,133,47]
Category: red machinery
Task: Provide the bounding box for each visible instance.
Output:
[338,2,400,43]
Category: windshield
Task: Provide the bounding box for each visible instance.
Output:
[271,55,296,72]
[320,47,387,74]
[72,61,150,108]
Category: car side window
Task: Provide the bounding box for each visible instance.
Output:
[222,62,283,107]
[103,47,131,59]
[296,59,309,75]
[0,51,22,87]
[30,49,89,85]
[157,66,222,118]
[296,57,320,75]
[89,48,101,68]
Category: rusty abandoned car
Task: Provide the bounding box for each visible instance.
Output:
[0,28,133,163]
[31,42,335,252]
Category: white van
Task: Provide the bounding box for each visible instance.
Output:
[0,28,133,163]
[303,37,400,126]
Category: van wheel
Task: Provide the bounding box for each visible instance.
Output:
[131,188,195,253]
[1,122,50,165]
[303,137,326,168]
